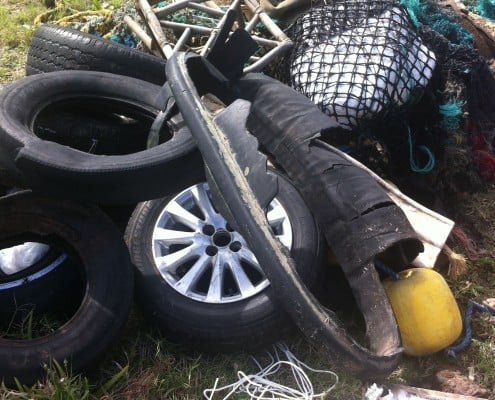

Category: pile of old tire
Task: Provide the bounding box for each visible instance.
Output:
[0,25,329,384]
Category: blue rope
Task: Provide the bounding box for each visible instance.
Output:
[438,100,464,132]
[445,301,495,357]
[374,260,401,281]
[110,33,137,48]
[407,128,435,173]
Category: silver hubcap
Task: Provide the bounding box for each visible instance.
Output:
[152,182,292,303]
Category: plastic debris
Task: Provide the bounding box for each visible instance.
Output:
[0,242,50,275]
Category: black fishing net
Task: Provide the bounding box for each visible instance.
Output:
[288,0,437,130]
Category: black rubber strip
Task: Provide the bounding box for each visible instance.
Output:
[167,52,408,378]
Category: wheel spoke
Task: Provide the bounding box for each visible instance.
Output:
[154,227,196,245]
[156,244,200,274]
[174,254,210,294]
[275,231,292,249]
[228,255,257,296]
[266,206,286,228]
[237,247,264,275]
[238,246,259,266]
[267,203,292,249]
[205,254,225,302]
[166,200,203,230]
[190,184,218,221]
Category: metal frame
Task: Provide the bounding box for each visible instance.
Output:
[132,0,292,73]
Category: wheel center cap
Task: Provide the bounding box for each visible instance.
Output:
[212,230,232,247]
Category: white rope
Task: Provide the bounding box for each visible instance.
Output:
[203,342,339,400]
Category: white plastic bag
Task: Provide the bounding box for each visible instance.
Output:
[0,242,50,275]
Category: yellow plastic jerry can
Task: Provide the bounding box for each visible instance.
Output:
[383,267,463,356]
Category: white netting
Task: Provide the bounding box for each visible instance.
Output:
[289,0,436,129]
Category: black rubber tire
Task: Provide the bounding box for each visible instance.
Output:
[0,70,202,203]
[125,169,326,351]
[0,168,21,193]
[0,175,82,320]
[0,191,134,385]
[26,25,167,85]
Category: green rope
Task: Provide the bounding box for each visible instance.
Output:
[407,127,435,173]
[400,0,420,27]
[400,0,473,45]
[472,0,495,21]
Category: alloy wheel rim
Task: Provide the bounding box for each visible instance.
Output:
[152,182,292,303]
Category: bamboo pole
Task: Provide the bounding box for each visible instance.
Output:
[123,15,163,57]
[243,0,290,43]
[154,0,223,19]
[137,0,174,58]
[204,0,222,11]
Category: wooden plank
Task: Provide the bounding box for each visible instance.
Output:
[123,15,162,57]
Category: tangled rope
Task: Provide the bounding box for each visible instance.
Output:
[34,0,113,36]
[203,342,339,400]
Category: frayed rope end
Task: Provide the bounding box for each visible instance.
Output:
[442,245,467,279]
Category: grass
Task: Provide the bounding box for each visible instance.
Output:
[1,1,495,399]
[0,310,65,340]
[0,315,356,399]
[0,0,124,84]
[0,1,41,84]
